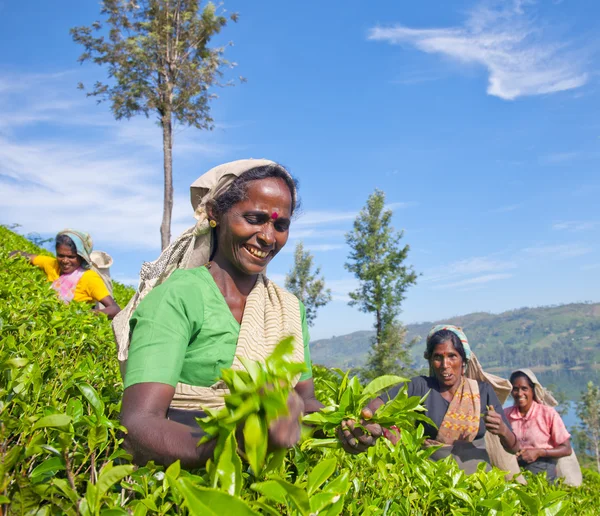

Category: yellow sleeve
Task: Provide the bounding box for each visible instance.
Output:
[31,256,60,282]
[76,270,110,303]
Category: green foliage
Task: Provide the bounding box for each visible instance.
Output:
[71,0,240,249]
[285,241,332,327]
[303,369,434,436]
[2,226,600,514]
[70,0,237,127]
[310,303,600,386]
[345,189,418,379]
[573,382,600,472]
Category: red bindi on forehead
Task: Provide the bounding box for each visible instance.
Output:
[271,212,279,220]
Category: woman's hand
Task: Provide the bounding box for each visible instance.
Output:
[483,407,506,436]
[484,406,519,453]
[94,296,121,320]
[9,250,34,260]
[517,448,542,463]
[268,390,305,449]
[337,408,383,454]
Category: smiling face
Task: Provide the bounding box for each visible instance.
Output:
[56,244,82,275]
[430,340,465,391]
[511,376,535,413]
[213,177,292,276]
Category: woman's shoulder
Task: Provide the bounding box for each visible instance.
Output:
[81,268,103,280]
[410,375,437,391]
[159,267,213,290]
[476,380,498,395]
[32,255,57,266]
[535,402,561,419]
[136,267,212,310]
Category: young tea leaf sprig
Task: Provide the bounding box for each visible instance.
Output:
[197,337,306,479]
[303,372,434,436]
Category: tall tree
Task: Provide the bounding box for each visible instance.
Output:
[285,241,332,327]
[71,0,239,249]
[345,189,418,378]
[575,381,600,472]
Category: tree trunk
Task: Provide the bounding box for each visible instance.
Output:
[376,309,382,346]
[160,112,174,250]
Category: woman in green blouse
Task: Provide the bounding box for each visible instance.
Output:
[117,160,378,469]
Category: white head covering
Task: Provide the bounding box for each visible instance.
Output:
[113,158,295,369]
[510,368,558,407]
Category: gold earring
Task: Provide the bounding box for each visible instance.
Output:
[209,220,217,228]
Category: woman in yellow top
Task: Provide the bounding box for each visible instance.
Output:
[10,229,121,319]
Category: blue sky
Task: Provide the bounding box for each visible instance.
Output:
[1,0,599,340]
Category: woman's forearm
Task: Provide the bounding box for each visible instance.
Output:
[98,304,121,320]
[538,442,572,459]
[9,250,35,261]
[122,415,216,469]
[499,427,519,454]
[96,296,121,320]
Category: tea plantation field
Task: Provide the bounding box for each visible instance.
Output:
[1,225,599,515]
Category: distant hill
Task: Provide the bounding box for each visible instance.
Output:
[310,302,600,372]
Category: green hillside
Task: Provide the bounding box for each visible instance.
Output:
[311,303,600,373]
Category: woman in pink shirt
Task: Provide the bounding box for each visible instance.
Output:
[504,369,572,481]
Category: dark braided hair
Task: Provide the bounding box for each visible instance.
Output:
[211,164,299,218]
[55,234,86,266]
[509,371,538,401]
[424,329,467,363]
[56,234,77,254]
[208,164,299,260]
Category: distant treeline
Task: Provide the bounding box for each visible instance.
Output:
[311,302,600,372]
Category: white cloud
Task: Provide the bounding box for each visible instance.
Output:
[0,70,250,251]
[368,0,588,100]
[325,278,360,303]
[282,243,344,254]
[294,210,358,227]
[288,228,347,239]
[522,243,592,258]
[295,201,416,228]
[424,256,517,283]
[552,221,600,232]
[267,273,287,284]
[0,133,191,250]
[431,273,514,290]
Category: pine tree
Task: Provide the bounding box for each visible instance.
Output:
[285,241,332,327]
[71,0,239,249]
[345,189,418,378]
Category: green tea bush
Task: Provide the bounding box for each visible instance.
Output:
[1,226,599,514]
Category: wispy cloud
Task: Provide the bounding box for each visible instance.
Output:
[368,0,588,100]
[431,273,514,290]
[522,243,592,258]
[0,70,247,251]
[325,278,360,303]
[288,228,347,239]
[296,201,416,228]
[424,256,517,283]
[282,242,344,254]
[552,221,600,232]
[294,211,358,227]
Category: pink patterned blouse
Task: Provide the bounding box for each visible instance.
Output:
[504,401,570,450]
